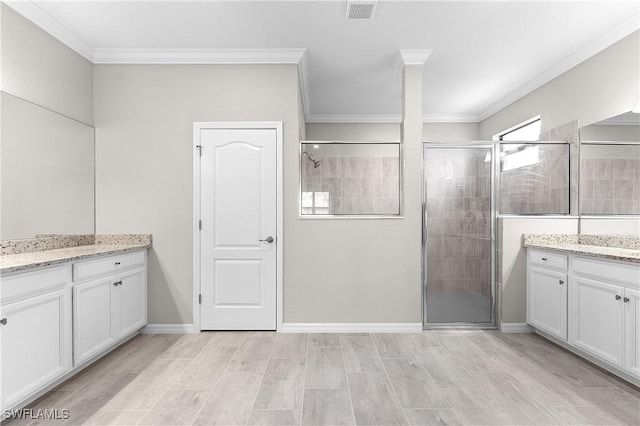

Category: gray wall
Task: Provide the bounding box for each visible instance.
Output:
[486,31,640,325]
[94,64,300,324]
[306,122,481,142]
[580,124,640,142]
[1,4,93,125]
[306,123,400,141]
[480,31,639,138]
[423,122,480,141]
[499,217,578,324]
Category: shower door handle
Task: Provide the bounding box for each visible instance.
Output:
[259,236,274,244]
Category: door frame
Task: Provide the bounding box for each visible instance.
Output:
[422,142,497,329]
[193,122,284,332]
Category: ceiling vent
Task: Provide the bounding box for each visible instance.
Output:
[346,1,378,20]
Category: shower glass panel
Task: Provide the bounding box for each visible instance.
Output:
[424,146,494,325]
[500,143,570,214]
[300,142,401,216]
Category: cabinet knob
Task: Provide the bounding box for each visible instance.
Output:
[623,297,630,303]
[615,295,622,301]
[113,280,123,286]
[115,262,121,266]
[0,318,7,325]
[558,280,564,285]
[541,257,548,261]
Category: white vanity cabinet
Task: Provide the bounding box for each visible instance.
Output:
[527,250,568,340]
[570,256,640,375]
[624,288,640,377]
[72,251,146,365]
[0,266,72,410]
[527,248,640,384]
[0,247,148,413]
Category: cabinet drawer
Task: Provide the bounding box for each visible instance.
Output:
[1,265,69,304]
[529,249,567,271]
[572,256,640,287]
[73,251,145,282]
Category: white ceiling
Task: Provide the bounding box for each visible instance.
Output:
[7,1,640,123]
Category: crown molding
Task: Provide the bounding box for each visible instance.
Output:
[93,48,306,64]
[6,1,637,126]
[478,12,640,122]
[4,1,95,61]
[397,49,433,67]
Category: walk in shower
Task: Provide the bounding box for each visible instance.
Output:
[423,145,495,327]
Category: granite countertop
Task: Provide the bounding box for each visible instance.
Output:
[1,234,151,274]
[522,234,640,264]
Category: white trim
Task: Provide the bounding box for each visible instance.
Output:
[93,48,306,65]
[479,12,640,121]
[280,323,423,333]
[500,322,534,333]
[141,324,199,334]
[193,122,284,333]
[4,1,95,61]
[398,49,433,66]
[7,3,637,126]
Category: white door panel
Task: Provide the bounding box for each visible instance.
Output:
[200,128,277,330]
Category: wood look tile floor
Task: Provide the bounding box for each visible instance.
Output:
[4,331,640,426]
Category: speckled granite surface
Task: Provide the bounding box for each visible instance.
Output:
[1,234,95,256]
[523,234,640,263]
[95,234,152,246]
[0,234,152,274]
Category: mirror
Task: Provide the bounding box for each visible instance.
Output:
[579,111,640,215]
[300,142,401,216]
[1,91,95,240]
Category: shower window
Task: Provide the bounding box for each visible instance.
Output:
[299,142,401,216]
[499,142,570,214]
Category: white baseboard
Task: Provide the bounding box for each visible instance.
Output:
[279,323,423,333]
[142,324,199,334]
[500,322,533,333]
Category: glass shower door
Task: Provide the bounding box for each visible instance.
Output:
[423,145,494,326]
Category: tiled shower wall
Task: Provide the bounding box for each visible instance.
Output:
[302,156,400,215]
[580,158,640,214]
[499,143,570,214]
[425,152,492,298]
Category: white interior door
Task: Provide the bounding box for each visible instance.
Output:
[199,128,277,330]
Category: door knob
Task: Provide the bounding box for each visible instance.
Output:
[259,236,274,244]
[615,295,622,301]
[558,280,564,285]
[0,318,7,325]
[623,297,630,303]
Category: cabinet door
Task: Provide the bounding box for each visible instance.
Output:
[528,267,567,340]
[73,278,115,365]
[0,289,71,410]
[115,268,146,338]
[624,288,640,378]
[571,276,624,367]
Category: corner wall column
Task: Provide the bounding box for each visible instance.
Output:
[399,50,431,326]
